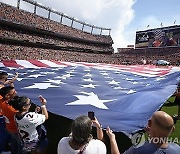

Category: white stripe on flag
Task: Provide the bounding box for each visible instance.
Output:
[39,60,64,67]
[0,62,5,67]
[15,60,38,68]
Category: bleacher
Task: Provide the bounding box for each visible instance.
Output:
[115,47,180,65]
[0,2,180,66]
[0,2,114,55]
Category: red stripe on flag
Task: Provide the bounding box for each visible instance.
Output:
[3,60,23,67]
[157,70,170,76]
[28,60,50,67]
[51,60,69,66]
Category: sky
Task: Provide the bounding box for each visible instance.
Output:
[1,0,180,52]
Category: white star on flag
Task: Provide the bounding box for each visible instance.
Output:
[66,92,116,109]
[23,83,59,89]
[81,83,98,88]
[27,74,45,78]
[83,78,93,82]
[108,80,120,85]
[127,89,136,94]
[84,73,92,77]
[44,79,65,85]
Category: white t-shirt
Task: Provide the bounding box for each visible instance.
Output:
[15,112,46,143]
[57,137,106,154]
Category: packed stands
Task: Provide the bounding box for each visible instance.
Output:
[0,2,180,66]
[115,47,180,66]
[0,44,117,64]
[0,2,114,54]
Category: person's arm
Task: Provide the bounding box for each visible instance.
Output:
[4,72,19,86]
[92,117,103,141]
[39,95,48,120]
[106,126,120,154]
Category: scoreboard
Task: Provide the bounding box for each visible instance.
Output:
[135,25,180,48]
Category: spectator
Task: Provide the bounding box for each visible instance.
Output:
[0,72,12,153]
[0,86,23,154]
[57,115,106,154]
[9,95,48,154]
[0,71,19,88]
[91,117,104,141]
[106,126,120,154]
[172,82,180,123]
[107,111,180,154]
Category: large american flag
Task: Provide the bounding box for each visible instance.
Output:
[0,60,180,133]
[154,29,165,40]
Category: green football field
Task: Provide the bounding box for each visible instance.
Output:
[161,97,180,143]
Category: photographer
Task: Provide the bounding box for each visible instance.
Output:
[57,115,106,154]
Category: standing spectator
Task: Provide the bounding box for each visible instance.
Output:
[9,95,48,154]
[106,126,120,154]
[0,71,18,152]
[57,115,106,154]
[172,83,180,123]
[0,71,19,88]
[106,111,180,154]
[0,86,22,154]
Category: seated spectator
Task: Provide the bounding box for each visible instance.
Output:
[9,95,48,154]
[0,86,22,154]
[0,71,19,88]
[57,115,106,154]
[106,111,180,154]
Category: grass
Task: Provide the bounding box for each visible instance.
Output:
[161,97,180,143]
[36,96,180,154]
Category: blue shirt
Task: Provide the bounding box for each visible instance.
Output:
[124,142,180,154]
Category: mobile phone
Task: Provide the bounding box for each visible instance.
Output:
[88,111,95,120]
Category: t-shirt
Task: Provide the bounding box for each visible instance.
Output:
[57,137,106,154]
[15,112,46,143]
[124,142,180,154]
[0,97,18,133]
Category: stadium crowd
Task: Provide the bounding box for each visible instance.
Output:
[0,2,180,66]
[115,47,180,66]
[0,2,113,44]
[1,43,180,66]
[0,26,113,53]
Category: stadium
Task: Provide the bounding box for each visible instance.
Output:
[0,0,180,154]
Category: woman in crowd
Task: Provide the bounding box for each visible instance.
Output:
[57,115,106,154]
[9,95,48,154]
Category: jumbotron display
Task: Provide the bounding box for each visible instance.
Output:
[135,25,180,48]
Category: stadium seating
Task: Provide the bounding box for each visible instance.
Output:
[0,2,179,66]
